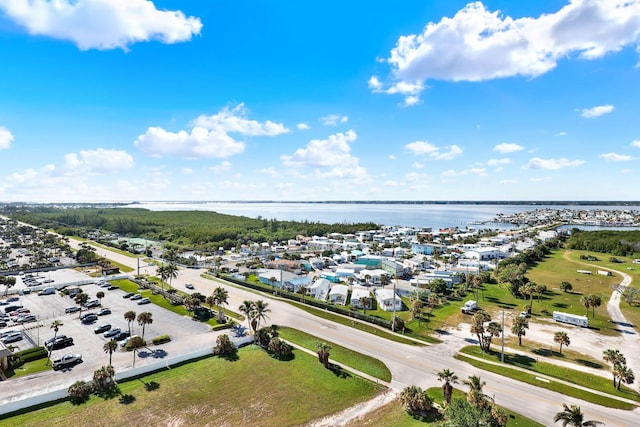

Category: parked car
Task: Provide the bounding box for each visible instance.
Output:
[185,283,194,290]
[3,305,22,313]
[6,297,20,303]
[84,299,100,308]
[130,294,142,301]
[98,281,110,288]
[107,285,119,291]
[122,292,134,299]
[15,314,37,323]
[9,308,30,316]
[94,324,111,334]
[81,313,98,324]
[65,306,81,314]
[43,279,55,283]
[52,353,82,370]
[519,311,531,318]
[38,287,56,296]
[137,298,151,305]
[114,331,130,341]
[104,328,121,338]
[98,307,112,316]
[0,321,7,328]
[45,336,74,350]
[120,335,141,348]
[20,288,31,295]
[0,331,22,343]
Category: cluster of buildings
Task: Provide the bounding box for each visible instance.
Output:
[491,208,640,227]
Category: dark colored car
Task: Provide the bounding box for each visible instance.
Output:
[122,292,134,299]
[114,331,130,341]
[81,313,98,324]
[98,307,111,316]
[46,336,74,350]
[104,328,121,338]
[94,324,111,334]
[107,285,119,290]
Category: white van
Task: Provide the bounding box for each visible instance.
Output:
[38,287,56,296]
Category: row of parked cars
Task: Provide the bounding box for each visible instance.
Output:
[122,292,150,305]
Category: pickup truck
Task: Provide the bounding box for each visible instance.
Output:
[46,336,74,350]
[52,353,82,370]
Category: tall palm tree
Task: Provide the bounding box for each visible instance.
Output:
[316,342,331,369]
[616,365,635,390]
[511,316,529,346]
[603,349,626,387]
[165,262,179,290]
[238,300,255,333]
[463,375,487,408]
[124,310,136,336]
[360,296,371,314]
[437,368,458,406]
[212,286,229,322]
[46,320,63,366]
[580,295,592,316]
[96,290,105,305]
[137,312,153,339]
[554,331,570,355]
[75,293,89,319]
[129,336,145,368]
[590,295,602,318]
[103,339,118,367]
[252,300,270,332]
[399,385,432,415]
[157,265,169,291]
[553,403,603,426]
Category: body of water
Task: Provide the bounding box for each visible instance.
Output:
[124,202,638,231]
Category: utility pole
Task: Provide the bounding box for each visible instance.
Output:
[392,272,397,332]
[501,310,505,363]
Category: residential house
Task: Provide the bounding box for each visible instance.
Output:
[374,288,403,312]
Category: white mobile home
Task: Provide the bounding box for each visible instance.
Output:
[374,288,403,312]
[553,311,588,327]
[350,287,371,309]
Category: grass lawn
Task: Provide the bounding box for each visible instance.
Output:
[346,387,544,427]
[4,358,51,379]
[500,336,605,371]
[2,346,384,427]
[278,326,392,382]
[459,345,639,402]
[455,354,636,410]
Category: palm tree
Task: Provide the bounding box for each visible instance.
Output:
[399,385,432,415]
[269,276,278,294]
[535,283,547,303]
[437,368,458,406]
[103,339,118,367]
[129,336,145,368]
[360,296,371,314]
[212,286,229,322]
[603,349,626,387]
[511,315,529,346]
[590,295,602,318]
[96,290,105,305]
[46,320,63,366]
[165,262,179,290]
[560,281,573,293]
[519,282,536,313]
[580,295,592,316]
[316,342,331,369]
[137,312,153,339]
[553,403,603,426]
[238,300,256,333]
[463,375,487,408]
[124,310,136,336]
[74,293,89,319]
[252,300,270,332]
[616,365,635,390]
[157,265,169,291]
[554,331,570,355]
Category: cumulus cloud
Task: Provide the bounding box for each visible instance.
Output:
[297,123,311,130]
[321,114,348,126]
[369,76,425,106]
[281,130,358,167]
[0,126,13,149]
[413,162,424,169]
[487,158,511,166]
[405,141,463,160]
[580,104,614,118]
[630,140,640,148]
[210,161,232,173]
[64,148,134,173]
[374,1,640,102]
[555,131,567,137]
[493,143,524,154]
[0,0,202,50]
[134,104,288,158]
[599,152,631,161]
[524,157,585,170]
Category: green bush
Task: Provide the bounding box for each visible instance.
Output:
[10,346,48,367]
[151,335,171,345]
[124,338,147,351]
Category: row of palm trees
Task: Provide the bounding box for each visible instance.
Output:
[238,299,271,334]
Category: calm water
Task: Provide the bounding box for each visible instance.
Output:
[124,202,637,230]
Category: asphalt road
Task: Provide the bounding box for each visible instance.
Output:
[58,240,640,426]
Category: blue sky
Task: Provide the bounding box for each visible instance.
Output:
[1,0,639,202]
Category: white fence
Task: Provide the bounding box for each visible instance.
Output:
[0,334,253,417]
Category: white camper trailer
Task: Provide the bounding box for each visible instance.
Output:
[552,311,588,327]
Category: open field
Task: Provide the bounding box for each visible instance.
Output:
[278,326,392,382]
[346,387,544,427]
[1,345,384,427]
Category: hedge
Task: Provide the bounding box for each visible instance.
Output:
[151,335,171,345]
[222,276,393,329]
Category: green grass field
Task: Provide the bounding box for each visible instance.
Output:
[1,346,384,427]
[278,326,392,382]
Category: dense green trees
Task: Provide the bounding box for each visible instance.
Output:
[567,228,640,257]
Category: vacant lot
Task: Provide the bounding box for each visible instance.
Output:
[2,346,384,427]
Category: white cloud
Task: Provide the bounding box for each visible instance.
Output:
[368,76,383,90]
[210,161,232,173]
[0,0,202,50]
[493,143,524,154]
[405,141,462,160]
[375,1,640,101]
[281,130,358,168]
[441,167,487,177]
[258,167,281,177]
[181,168,193,174]
[621,169,632,174]
[388,154,396,160]
[369,76,424,106]
[555,131,567,137]
[524,157,585,170]
[487,158,511,166]
[321,114,349,126]
[630,140,640,148]
[297,123,311,131]
[64,148,134,174]
[402,96,421,107]
[135,104,287,158]
[0,126,13,149]
[580,104,614,118]
[413,162,424,169]
[599,152,631,162]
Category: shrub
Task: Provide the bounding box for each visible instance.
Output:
[68,380,92,405]
[268,337,293,359]
[124,338,147,351]
[9,346,48,367]
[151,335,171,345]
[213,334,236,357]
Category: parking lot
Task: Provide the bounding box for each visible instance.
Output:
[2,272,211,373]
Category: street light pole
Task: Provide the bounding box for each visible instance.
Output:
[501,310,505,363]
[392,273,397,332]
